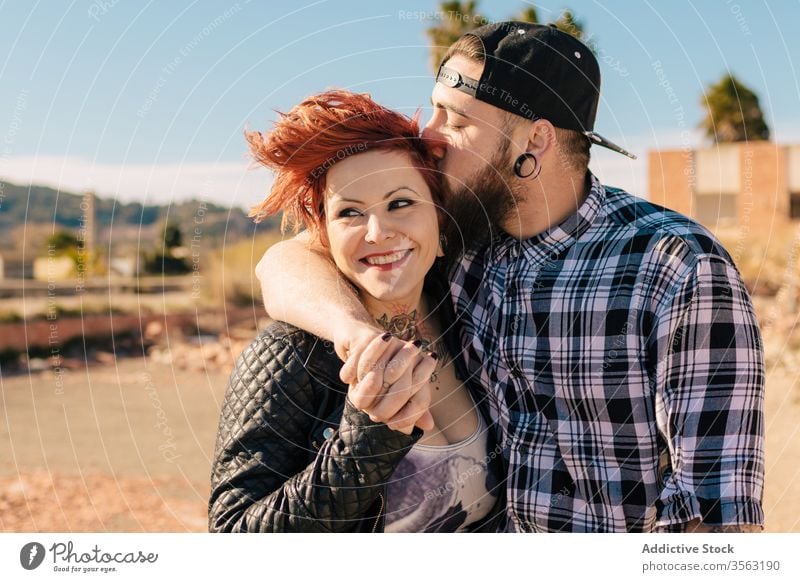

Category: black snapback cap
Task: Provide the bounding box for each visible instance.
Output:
[437,21,636,159]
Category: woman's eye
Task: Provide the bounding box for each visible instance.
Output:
[389,199,414,210]
[337,208,362,218]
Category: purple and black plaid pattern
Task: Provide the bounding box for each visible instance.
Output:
[449,175,765,532]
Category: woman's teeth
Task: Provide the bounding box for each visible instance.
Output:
[364,250,409,265]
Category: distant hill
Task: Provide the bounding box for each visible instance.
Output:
[0,181,279,252]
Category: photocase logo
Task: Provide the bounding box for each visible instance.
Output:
[20,542,46,570]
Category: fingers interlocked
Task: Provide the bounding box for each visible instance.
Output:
[346,333,437,433]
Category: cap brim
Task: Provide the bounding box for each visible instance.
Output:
[584,131,637,159]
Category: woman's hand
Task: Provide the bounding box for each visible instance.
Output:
[343,332,436,434]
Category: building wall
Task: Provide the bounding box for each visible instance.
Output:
[648,143,792,230]
[695,145,741,194]
[739,142,786,230]
[648,149,693,217]
[694,145,741,228]
[1,258,33,279]
[33,256,75,281]
[788,146,800,193]
[788,146,800,220]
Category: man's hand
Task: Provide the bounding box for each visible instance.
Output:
[344,332,437,434]
[255,233,374,343]
[332,320,384,365]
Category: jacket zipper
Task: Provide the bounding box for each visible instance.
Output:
[371,492,385,533]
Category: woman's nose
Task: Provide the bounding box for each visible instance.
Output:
[365,213,395,244]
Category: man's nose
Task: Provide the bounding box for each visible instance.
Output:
[421,125,447,161]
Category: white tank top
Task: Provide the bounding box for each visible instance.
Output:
[383,412,498,532]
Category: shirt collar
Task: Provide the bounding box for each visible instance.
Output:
[487,173,605,264]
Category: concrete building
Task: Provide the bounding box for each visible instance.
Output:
[649,142,800,231]
[33,255,75,281]
[0,255,32,279]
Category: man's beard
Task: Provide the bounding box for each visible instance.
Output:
[441,138,521,261]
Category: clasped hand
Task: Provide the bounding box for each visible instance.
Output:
[335,325,436,434]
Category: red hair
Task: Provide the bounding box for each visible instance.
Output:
[246,90,444,239]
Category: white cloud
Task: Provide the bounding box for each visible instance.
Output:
[0,155,273,209]
[4,122,799,210]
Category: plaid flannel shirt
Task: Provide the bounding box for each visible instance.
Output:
[449,174,765,532]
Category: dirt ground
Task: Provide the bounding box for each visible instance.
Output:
[0,355,230,532]
[1,348,798,532]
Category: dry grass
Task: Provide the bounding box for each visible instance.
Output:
[203,231,286,307]
[0,232,285,321]
[715,223,800,297]
[714,223,800,374]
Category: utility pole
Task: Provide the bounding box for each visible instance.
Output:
[80,190,96,284]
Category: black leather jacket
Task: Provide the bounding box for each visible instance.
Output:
[208,320,506,532]
[208,322,418,532]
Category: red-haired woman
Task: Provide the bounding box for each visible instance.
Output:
[209,90,503,532]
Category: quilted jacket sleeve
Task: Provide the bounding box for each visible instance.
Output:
[208,330,419,532]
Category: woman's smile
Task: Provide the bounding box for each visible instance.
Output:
[360,248,414,269]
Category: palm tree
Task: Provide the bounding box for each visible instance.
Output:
[426,3,590,72]
[425,1,488,73]
[550,9,593,49]
[46,231,80,254]
[514,6,540,24]
[700,74,770,143]
[161,222,184,250]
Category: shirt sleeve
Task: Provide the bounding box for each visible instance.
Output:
[649,255,765,530]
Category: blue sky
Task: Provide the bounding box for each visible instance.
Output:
[1,0,798,208]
